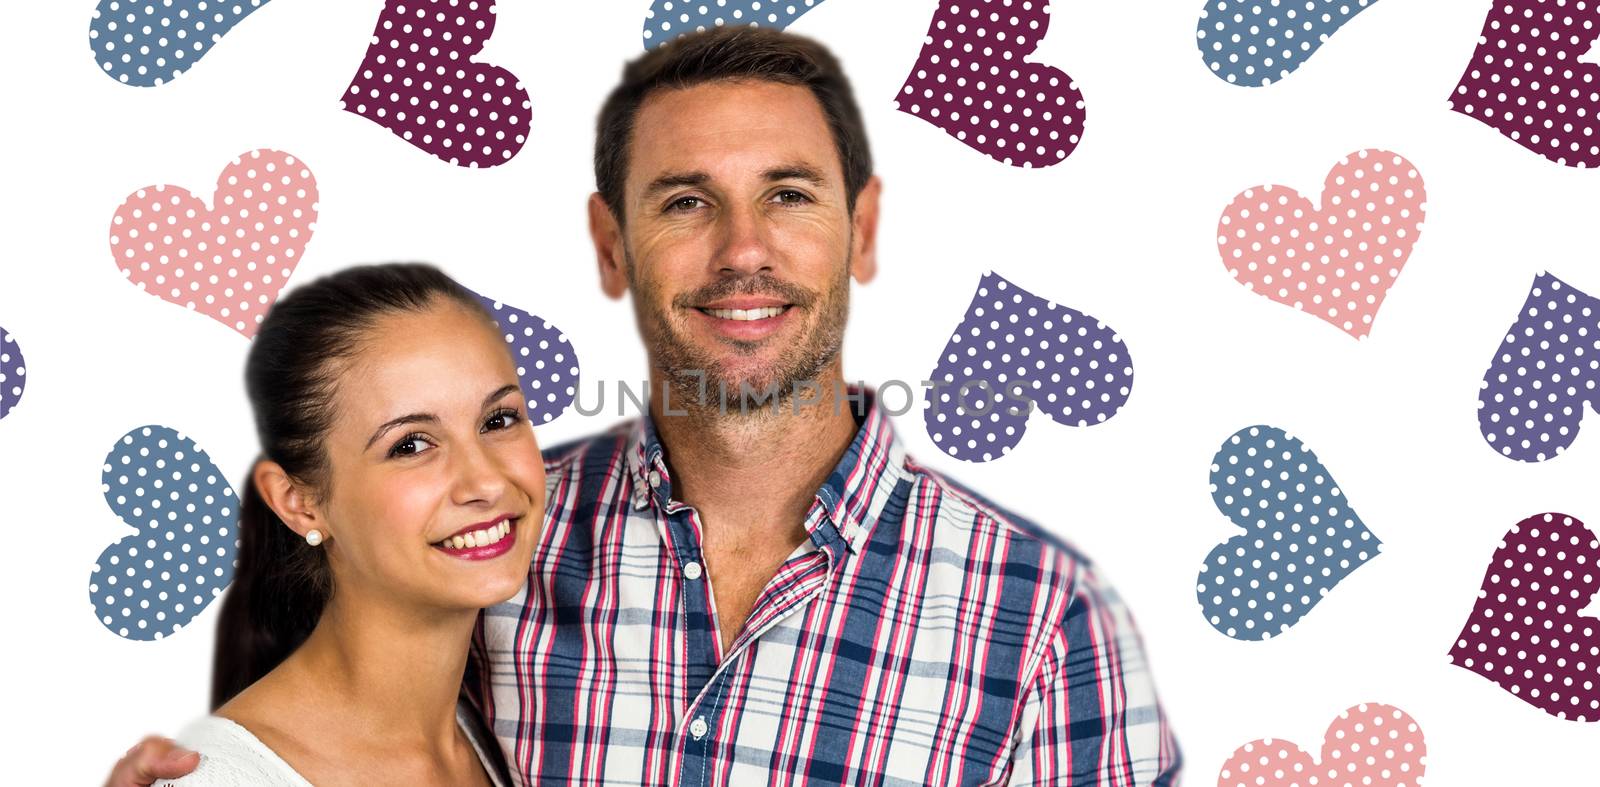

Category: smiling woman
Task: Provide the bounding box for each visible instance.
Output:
[148,263,545,787]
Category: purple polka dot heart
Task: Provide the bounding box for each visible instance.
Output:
[0,326,25,420]
[88,425,239,641]
[895,0,1087,168]
[340,0,532,168]
[1477,271,1600,463]
[1448,0,1600,168]
[1449,512,1600,721]
[464,286,581,425]
[923,271,1133,462]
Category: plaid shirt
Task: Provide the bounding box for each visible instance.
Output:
[465,385,1181,786]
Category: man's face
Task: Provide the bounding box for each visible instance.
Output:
[592,79,879,412]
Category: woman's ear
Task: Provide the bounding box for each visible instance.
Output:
[252,459,327,541]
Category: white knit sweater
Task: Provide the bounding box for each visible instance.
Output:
[154,703,508,786]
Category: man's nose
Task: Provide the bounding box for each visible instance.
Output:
[712,201,773,275]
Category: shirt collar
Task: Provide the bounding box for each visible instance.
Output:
[625,383,908,555]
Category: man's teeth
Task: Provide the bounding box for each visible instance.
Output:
[438,519,513,550]
[703,306,787,321]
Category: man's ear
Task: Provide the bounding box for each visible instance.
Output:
[848,175,882,285]
[252,459,326,540]
[588,192,629,300]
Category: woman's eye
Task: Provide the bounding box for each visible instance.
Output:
[485,408,522,431]
[389,433,432,458]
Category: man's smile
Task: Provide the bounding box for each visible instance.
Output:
[691,299,797,341]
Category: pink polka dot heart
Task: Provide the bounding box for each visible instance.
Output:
[1217,149,1427,339]
[109,149,318,339]
[1217,703,1428,787]
[1448,0,1600,168]
[895,0,1086,168]
[1449,512,1600,721]
[341,0,531,168]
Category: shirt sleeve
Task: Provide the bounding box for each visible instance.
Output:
[1005,562,1183,786]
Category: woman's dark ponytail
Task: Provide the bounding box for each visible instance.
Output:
[209,262,496,709]
[210,475,330,707]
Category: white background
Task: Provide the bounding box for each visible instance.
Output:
[2,0,1598,783]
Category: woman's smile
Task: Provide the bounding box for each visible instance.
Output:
[431,514,522,560]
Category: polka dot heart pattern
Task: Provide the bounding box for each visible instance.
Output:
[466,287,581,425]
[341,0,532,168]
[1448,512,1600,721]
[0,326,25,420]
[87,425,239,641]
[1217,149,1427,339]
[1216,703,1427,787]
[1477,271,1600,463]
[89,0,275,87]
[895,0,1087,168]
[922,271,1133,463]
[1196,0,1383,87]
[109,149,318,340]
[1197,425,1382,641]
[642,0,827,49]
[1448,0,1600,168]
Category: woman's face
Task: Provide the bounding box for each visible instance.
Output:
[313,299,545,613]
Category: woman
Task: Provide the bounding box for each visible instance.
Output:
[156,263,545,786]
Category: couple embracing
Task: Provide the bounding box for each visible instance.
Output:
[107,26,1181,787]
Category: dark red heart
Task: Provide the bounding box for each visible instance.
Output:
[341,0,531,168]
[895,0,1086,168]
[1447,0,1600,168]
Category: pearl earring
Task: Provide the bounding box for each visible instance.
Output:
[305,529,324,547]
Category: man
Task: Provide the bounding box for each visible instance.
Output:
[110,26,1181,786]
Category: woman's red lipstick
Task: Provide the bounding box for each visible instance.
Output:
[431,514,518,561]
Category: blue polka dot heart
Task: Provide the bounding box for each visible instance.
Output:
[89,0,275,87]
[1196,425,1382,641]
[642,0,828,49]
[87,425,239,641]
[1196,0,1383,87]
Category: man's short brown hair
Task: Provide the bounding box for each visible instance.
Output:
[594,26,874,226]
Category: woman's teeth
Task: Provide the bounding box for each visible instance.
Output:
[702,306,787,321]
[436,519,512,550]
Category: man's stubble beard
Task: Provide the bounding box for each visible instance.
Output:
[625,244,852,420]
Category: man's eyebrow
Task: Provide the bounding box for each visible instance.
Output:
[364,383,522,451]
[761,164,828,188]
[641,171,710,201]
[639,164,830,202]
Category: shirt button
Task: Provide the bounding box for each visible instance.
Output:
[683,561,703,580]
[648,470,662,489]
[689,717,709,739]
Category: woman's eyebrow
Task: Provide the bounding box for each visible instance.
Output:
[364,383,521,450]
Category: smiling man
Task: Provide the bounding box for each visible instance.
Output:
[109,26,1180,787]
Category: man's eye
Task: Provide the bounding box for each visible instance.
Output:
[774,189,811,205]
[667,196,705,212]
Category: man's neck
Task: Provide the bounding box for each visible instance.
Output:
[646,370,862,548]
